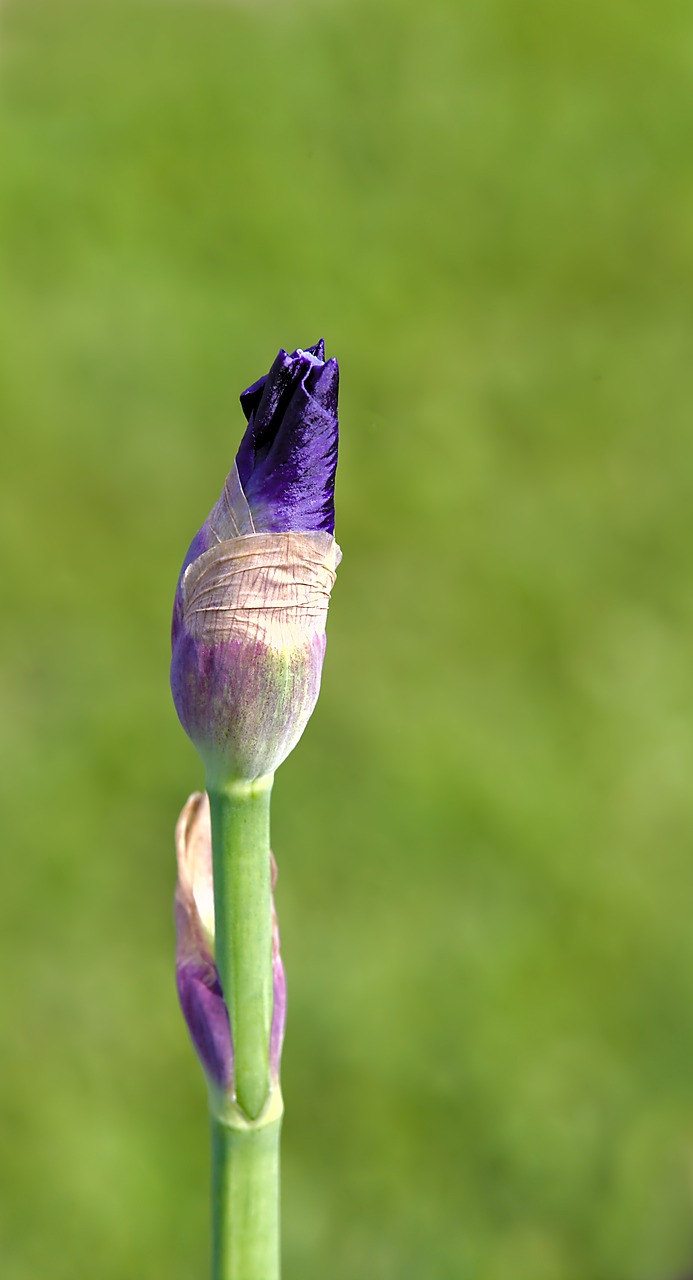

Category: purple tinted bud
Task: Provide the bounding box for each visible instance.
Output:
[176,961,232,1094]
[175,793,232,1092]
[175,792,286,1097]
[171,343,341,785]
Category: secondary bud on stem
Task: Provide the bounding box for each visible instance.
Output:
[175,791,286,1106]
[170,341,340,787]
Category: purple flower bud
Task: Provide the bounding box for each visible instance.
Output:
[171,343,340,785]
[175,791,286,1097]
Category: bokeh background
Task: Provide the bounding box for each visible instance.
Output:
[2,1,693,1276]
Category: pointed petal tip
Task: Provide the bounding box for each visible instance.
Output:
[313,354,339,390]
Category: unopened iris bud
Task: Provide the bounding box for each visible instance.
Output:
[175,791,286,1100]
[171,341,340,785]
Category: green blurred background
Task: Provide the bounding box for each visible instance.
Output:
[1,0,693,1276]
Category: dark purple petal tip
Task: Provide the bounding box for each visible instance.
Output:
[235,341,339,535]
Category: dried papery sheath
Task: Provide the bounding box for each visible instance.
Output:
[182,532,339,649]
[171,342,340,786]
[175,791,286,1100]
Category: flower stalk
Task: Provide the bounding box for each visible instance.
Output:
[175,789,286,1280]
[208,775,274,1122]
[211,1106,282,1280]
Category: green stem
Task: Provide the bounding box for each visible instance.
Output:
[208,774,274,1121]
[211,1102,282,1280]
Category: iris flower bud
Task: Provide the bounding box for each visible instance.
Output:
[175,791,286,1099]
[170,341,340,785]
